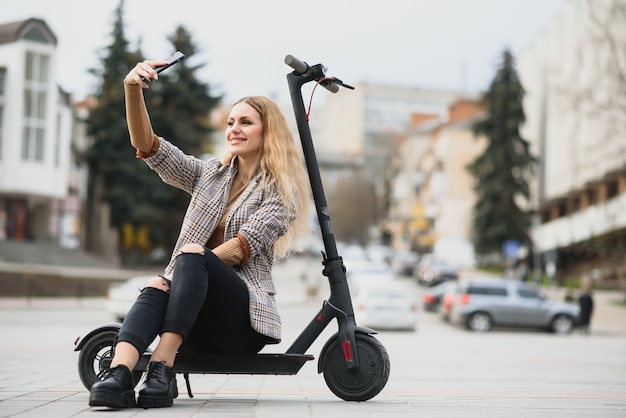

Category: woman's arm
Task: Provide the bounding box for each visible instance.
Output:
[236,190,296,259]
[123,61,167,155]
[212,235,248,267]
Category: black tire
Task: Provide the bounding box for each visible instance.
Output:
[77,330,143,390]
[467,312,492,332]
[320,333,390,401]
[551,314,574,334]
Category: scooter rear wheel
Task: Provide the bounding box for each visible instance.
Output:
[320,333,390,401]
[77,329,143,390]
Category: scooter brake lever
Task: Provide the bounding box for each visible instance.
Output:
[324,77,355,90]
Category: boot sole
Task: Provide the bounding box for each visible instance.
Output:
[89,388,136,408]
[137,394,173,408]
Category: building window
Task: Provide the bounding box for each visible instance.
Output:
[54,113,61,166]
[0,68,5,160]
[22,52,49,162]
[606,180,619,200]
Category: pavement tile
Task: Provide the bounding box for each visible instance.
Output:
[1,257,625,417]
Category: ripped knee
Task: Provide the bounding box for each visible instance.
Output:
[178,243,205,255]
[145,275,171,292]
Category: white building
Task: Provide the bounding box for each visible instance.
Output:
[519,0,626,281]
[0,18,82,246]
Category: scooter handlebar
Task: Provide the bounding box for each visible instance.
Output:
[285,54,308,74]
[285,54,340,93]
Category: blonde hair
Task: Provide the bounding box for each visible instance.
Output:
[222,96,311,258]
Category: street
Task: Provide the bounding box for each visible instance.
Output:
[0,256,625,417]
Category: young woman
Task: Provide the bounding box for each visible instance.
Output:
[89,59,310,409]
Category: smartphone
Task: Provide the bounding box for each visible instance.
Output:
[141,51,186,81]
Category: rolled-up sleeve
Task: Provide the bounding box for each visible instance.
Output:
[237,190,295,258]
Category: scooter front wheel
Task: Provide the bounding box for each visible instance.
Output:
[77,329,143,390]
[320,333,390,401]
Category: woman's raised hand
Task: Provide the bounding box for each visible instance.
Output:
[124,60,168,88]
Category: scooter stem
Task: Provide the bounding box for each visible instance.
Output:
[287,67,340,261]
[285,61,360,371]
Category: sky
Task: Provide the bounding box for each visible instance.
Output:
[3,0,569,105]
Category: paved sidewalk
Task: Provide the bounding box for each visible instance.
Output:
[2,296,625,418]
[0,256,625,417]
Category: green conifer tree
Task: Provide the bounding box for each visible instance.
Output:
[84,0,161,262]
[142,25,222,249]
[468,49,537,256]
[84,1,220,263]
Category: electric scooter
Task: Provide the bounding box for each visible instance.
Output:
[74,55,390,402]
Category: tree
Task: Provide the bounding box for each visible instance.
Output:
[468,49,537,256]
[580,0,626,140]
[84,0,149,260]
[327,171,377,245]
[84,0,220,263]
[143,25,222,249]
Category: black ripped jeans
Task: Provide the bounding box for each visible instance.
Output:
[116,248,267,357]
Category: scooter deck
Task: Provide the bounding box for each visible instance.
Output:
[171,353,315,375]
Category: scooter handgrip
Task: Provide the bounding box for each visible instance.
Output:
[285,55,309,74]
[324,83,340,93]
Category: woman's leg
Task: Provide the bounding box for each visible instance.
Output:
[136,243,267,408]
[112,276,171,369]
[89,276,170,408]
[150,243,209,364]
[178,251,268,356]
[137,243,209,408]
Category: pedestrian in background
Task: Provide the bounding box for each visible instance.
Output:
[578,281,594,335]
[516,259,530,282]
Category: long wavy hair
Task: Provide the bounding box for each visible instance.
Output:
[222,96,311,258]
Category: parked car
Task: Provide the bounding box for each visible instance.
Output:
[422,280,457,312]
[415,257,459,287]
[352,281,418,331]
[365,243,395,264]
[449,278,580,334]
[345,257,395,291]
[390,249,420,277]
[105,275,151,321]
[437,282,458,322]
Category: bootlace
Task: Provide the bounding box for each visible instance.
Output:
[96,364,127,381]
[145,361,169,384]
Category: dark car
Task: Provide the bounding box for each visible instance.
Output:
[449,278,580,334]
[438,282,459,322]
[417,262,459,287]
[390,249,420,277]
[422,280,457,312]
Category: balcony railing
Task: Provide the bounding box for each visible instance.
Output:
[532,193,626,252]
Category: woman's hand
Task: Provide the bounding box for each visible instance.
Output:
[124,60,168,88]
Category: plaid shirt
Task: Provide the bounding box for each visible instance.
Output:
[144,138,295,342]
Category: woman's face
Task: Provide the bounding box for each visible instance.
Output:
[226,102,264,159]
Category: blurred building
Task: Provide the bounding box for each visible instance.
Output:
[315,81,462,165]
[519,0,626,283]
[314,82,465,243]
[0,18,86,248]
[388,99,484,264]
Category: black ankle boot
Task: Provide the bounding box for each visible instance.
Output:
[89,365,136,408]
[137,361,177,408]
